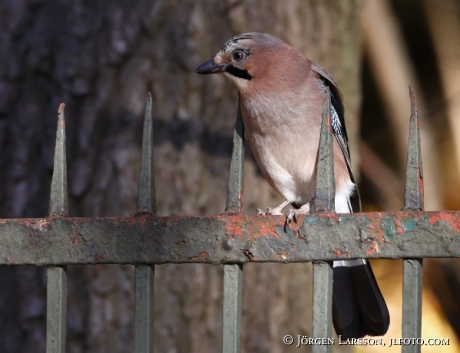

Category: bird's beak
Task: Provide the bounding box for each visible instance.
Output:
[195,59,228,74]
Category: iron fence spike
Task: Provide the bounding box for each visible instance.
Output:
[225,99,245,215]
[403,86,424,211]
[314,88,335,213]
[137,93,156,214]
[49,103,69,217]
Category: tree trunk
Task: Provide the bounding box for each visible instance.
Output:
[0,1,363,352]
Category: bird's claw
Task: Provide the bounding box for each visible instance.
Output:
[285,203,310,224]
[256,208,266,216]
[286,209,299,224]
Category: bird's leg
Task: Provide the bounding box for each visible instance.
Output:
[286,202,310,223]
[256,200,290,216]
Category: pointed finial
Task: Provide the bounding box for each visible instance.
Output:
[314,89,335,213]
[49,103,69,216]
[137,93,157,214]
[403,86,424,211]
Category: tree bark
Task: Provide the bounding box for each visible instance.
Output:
[0,1,363,352]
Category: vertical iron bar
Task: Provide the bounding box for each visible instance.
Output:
[312,262,333,346]
[47,267,67,353]
[402,259,422,353]
[402,87,424,353]
[222,100,244,353]
[312,89,334,353]
[135,266,155,353]
[223,264,243,353]
[135,93,156,353]
[47,103,68,353]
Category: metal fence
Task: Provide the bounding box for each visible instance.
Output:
[1,88,456,353]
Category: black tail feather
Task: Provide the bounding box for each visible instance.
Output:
[332,261,390,339]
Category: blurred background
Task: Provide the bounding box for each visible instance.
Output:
[0,0,460,352]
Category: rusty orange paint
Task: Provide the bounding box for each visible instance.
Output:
[418,166,424,201]
[394,217,405,235]
[428,213,460,234]
[333,248,350,257]
[224,215,244,238]
[366,215,386,242]
[189,252,208,261]
[243,217,284,239]
[135,216,149,228]
[363,240,379,255]
[259,221,281,239]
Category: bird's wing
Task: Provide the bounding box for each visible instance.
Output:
[311,62,361,212]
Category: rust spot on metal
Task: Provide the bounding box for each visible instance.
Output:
[94,253,107,261]
[224,215,244,237]
[233,215,286,239]
[164,216,182,227]
[255,219,283,239]
[363,240,380,255]
[428,213,460,234]
[58,103,66,129]
[28,219,49,231]
[333,248,349,257]
[366,215,385,242]
[69,238,79,245]
[394,217,404,235]
[125,216,150,228]
[189,252,208,261]
[261,223,279,238]
[137,217,149,228]
[359,212,382,221]
[418,166,424,197]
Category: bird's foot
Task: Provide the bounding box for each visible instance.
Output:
[286,203,310,224]
[266,207,284,216]
[256,200,290,216]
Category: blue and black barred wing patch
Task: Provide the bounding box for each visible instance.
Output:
[311,62,361,212]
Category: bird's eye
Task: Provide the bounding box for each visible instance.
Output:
[232,51,246,62]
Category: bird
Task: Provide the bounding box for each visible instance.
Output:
[195,32,389,339]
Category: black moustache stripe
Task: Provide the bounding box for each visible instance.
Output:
[225,65,252,80]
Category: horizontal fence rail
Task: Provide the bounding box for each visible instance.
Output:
[0,211,459,265]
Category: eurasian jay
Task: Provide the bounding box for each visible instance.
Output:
[195,32,389,339]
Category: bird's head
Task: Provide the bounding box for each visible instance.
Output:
[195,32,298,91]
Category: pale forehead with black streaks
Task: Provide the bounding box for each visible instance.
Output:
[220,33,255,52]
[218,32,285,54]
